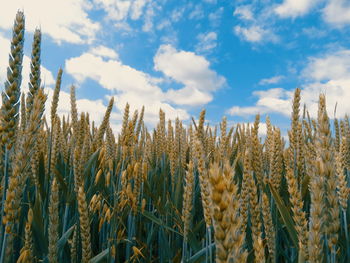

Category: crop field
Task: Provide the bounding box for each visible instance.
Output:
[0,11,349,263]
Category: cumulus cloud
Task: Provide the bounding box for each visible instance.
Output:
[275,0,318,18]
[234,26,264,42]
[259,75,284,85]
[66,44,226,125]
[234,25,278,43]
[65,49,189,127]
[234,5,254,21]
[66,53,162,93]
[156,19,171,30]
[92,0,154,33]
[300,49,350,117]
[233,1,345,45]
[130,0,149,20]
[165,87,213,106]
[228,49,350,119]
[114,21,133,33]
[93,0,149,21]
[154,44,226,105]
[227,88,293,117]
[303,50,350,81]
[89,45,119,59]
[323,0,350,26]
[274,0,350,27]
[142,2,156,32]
[195,32,217,53]
[0,0,100,44]
[233,4,279,44]
[154,44,225,92]
[93,0,130,21]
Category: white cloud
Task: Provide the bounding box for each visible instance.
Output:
[130,0,149,20]
[228,49,350,119]
[142,3,156,32]
[89,45,119,59]
[234,25,263,42]
[235,0,350,29]
[227,88,293,117]
[65,49,190,127]
[275,0,318,18]
[254,89,293,115]
[259,75,284,85]
[300,49,350,117]
[0,0,100,44]
[233,3,280,44]
[66,53,161,93]
[93,0,151,33]
[66,44,225,120]
[234,25,278,43]
[228,106,264,116]
[93,0,129,21]
[303,50,350,81]
[323,0,350,26]
[159,30,179,45]
[195,32,217,53]
[114,21,133,33]
[154,44,225,92]
[156,19,171,30]
[81,0,175,34]
[165,87,213,106]
[234,5,254,21]
[154,44,226,105]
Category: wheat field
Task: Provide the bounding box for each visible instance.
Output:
[0,11,349,263]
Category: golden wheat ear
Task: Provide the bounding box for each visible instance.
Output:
[48,178,59,263]
[50,68,63,126]
[78,186,92,263]
[26,28,42,117]
[1,10,25,150]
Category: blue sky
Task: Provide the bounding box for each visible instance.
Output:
[0,0,350,134]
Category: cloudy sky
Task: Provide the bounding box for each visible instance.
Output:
[0,0,350,134]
